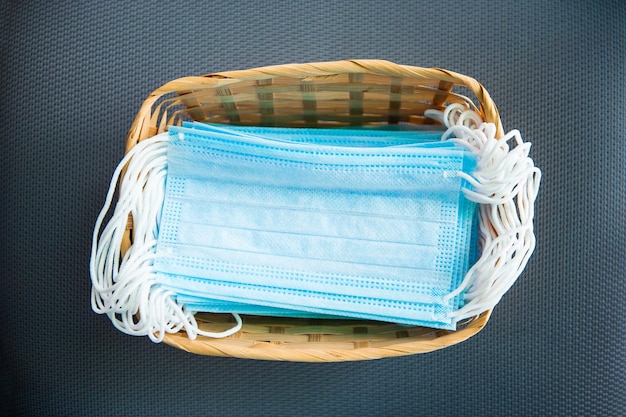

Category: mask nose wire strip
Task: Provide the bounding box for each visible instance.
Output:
[90,132,242,341]
[426,104,541,321]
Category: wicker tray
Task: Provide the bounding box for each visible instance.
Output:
[124,60,503,361]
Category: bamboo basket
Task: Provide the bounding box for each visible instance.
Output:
[124,60,504,362]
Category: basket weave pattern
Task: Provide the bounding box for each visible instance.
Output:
[124,60,502,361]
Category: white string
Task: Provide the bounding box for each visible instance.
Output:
[90,132,242,342]
[425,104,541,321]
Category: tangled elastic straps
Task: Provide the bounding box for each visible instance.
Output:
[425,104,541,319]
[90,133,242,342]
[91,104,540,341]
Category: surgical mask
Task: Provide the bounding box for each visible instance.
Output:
[91,104,540,342]
[151,123,479,329]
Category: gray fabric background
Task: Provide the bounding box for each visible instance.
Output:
[1,0,624,416]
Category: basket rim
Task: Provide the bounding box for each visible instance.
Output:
[119,60,505,361]
[162,310,492,362]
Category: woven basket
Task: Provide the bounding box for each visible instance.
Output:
[124,60,504,362]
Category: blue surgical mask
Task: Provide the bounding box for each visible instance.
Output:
[91,104,540,342]
[151,123,478,329]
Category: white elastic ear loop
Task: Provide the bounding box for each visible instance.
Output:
[90,135,168,298]
[90,132,242,341]
[426,106,541,322]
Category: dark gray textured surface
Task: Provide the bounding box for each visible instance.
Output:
[1,1,624,416]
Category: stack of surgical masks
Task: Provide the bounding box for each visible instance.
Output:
[91,104,541,342]
[151,122,479,330]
